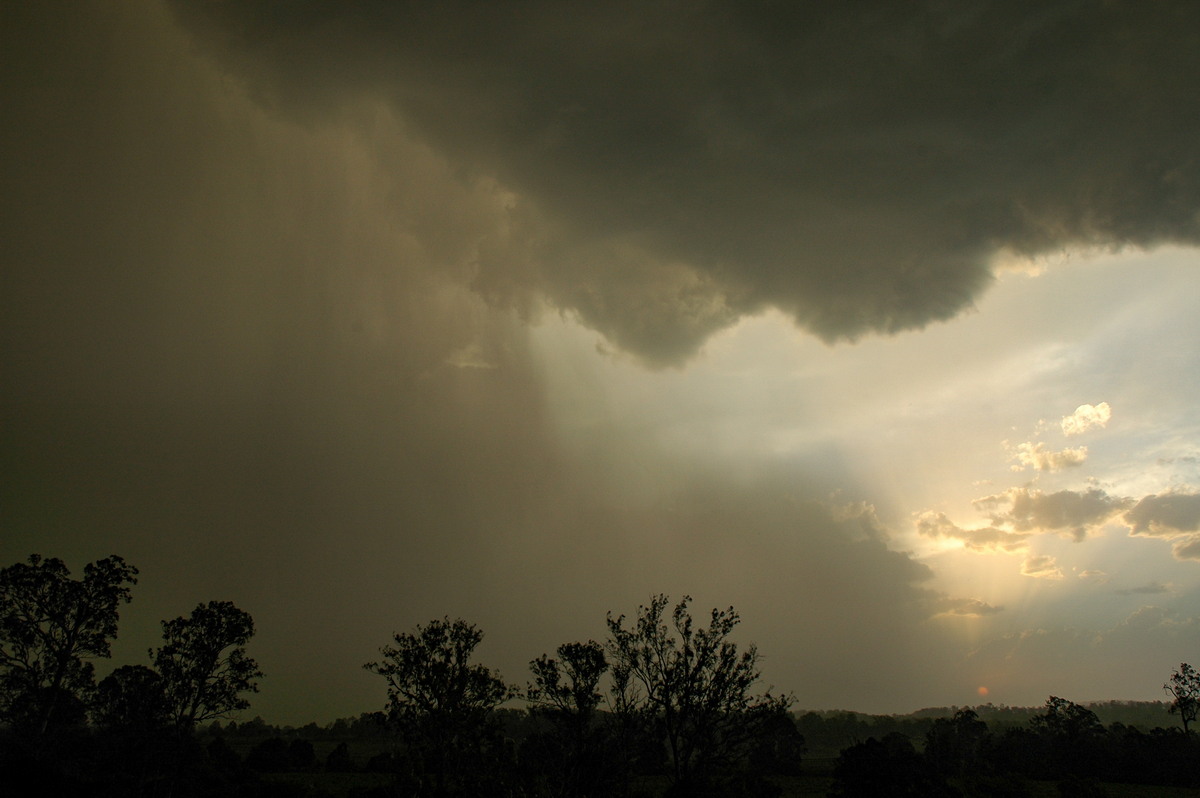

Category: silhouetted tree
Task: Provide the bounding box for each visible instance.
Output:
[1164,662,1199,732]
[0,554,137,736]
[92,663,170,730]
[1025,697,1104,779]
[925,708,988,777]
[747,709,805,778]
[1031,696,1103,741]
[364,617,514,796]
[528,640,608,726]
[86,665,181,796]
[152,600,262,729]
[525,640,616,796]
[605,594,792,792]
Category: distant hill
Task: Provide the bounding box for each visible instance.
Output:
[789,700,1178,757]
[876,700,1173,729]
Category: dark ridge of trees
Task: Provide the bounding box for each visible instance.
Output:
[830,732,959,797]
[825,695,1200,797]
[4,553,1200,797]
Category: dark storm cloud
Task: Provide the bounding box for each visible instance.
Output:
[1,1,979,720]
[172,0,1200,363]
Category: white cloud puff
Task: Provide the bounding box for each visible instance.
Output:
[1009,441,1088,472]
[1061,402,1112,436]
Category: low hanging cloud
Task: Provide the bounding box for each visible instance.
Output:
[1061,403,1112,437]
[915,511,1030,552]
[1021,555,1064,580]
[1008,441,1088,472]
[975,487,1131,541]
[170,2,1200,365]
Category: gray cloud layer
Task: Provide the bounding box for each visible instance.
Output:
[171,0,1200,364]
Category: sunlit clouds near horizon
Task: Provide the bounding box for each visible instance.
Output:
[3,1,1199,724]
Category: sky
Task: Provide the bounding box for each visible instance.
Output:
[3,1,1199,726]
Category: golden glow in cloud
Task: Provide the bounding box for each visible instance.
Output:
[1021,555,1064,580]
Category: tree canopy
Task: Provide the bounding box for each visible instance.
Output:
[152,600,262,729]
[1164,662,1199,733]
[606,593,793,791]
[365,617,514,796]
[0,554,137,734]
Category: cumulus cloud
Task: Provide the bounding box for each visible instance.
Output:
[170,2,1200,364]
[1021,555,1064,579]
[915,511,1030,552]
[1008,441,1088,472]
[1172,538,1200,561]
[1120,491,1200,561]
[975,487,1131,541]
[1123,491,1200,536]
[1061,402,1112,436]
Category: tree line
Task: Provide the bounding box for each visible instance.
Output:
[2,553,1198,797]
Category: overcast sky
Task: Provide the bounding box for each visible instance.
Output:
[3,1,1200,725]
